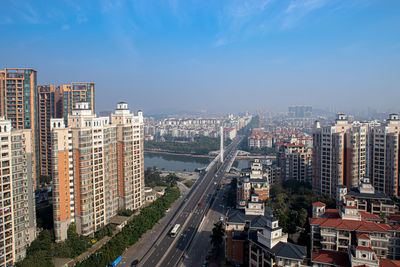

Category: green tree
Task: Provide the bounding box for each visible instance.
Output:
[210,221,224,248]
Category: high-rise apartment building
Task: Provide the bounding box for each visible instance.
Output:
[51,102,144,242]
[56,82,94,120]
[0,117,37,265]
[369,114,400,197]
[313,114,368,197]
[38,85,55,177]
[0,68,38,187]
[50,118,74,242]
[111,102,144,210]
[276,143,313,184]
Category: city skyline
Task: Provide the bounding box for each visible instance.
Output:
[0,0,399,113]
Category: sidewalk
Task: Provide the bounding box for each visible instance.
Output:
[53,188,187,267]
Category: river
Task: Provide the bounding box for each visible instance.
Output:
[144,152,250,172]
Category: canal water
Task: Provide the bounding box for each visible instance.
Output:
[144,152,251,172]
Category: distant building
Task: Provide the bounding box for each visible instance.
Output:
[276,142,313,184]
[248,129,273,148]
[223,127,237,140]
[288,106,312,118]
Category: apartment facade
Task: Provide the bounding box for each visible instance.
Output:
[57,82,94,120]
[369,114,400,197]
[111,102,144,210]
[276,143,313,184]
[0,68,38,187]
[51,118,74,242]
[313,114,368,197]
[38,85,56,177]
[51,102,144,242]
[0,118,37,265]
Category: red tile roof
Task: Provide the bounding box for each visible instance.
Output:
[324,209,340,218]
[359,211,381,221]
[312,250,350,267]
[388,215,400,223]
[380,259,400,267]
[313,202,326,207]
[310,217,393,233]
[355,246,374,252]
[357,233,370,240]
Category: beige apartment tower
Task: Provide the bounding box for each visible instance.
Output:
[51,102,144,242]
[277,143,313,184]
[313,114,368,197]
[111,102,144,210]
[0,117,37,265]
[369,114,400,197]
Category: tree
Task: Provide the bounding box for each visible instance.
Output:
[297,208,308,228]
[210,221,224,248]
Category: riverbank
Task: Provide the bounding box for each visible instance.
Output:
[145,149,270,160]
[144,149,213,158]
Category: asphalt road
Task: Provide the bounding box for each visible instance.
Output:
[140,136,243,267]
[181,179,229,267]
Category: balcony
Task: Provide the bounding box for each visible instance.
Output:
[321,229,336,236]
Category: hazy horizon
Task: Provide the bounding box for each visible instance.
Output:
[1,0,399,114]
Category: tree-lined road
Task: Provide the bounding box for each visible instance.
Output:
[138,136,242,267]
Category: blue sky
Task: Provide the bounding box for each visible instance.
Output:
[1,0,399,114]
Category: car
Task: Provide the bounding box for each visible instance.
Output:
[198,202,202,206]
[220,216,224,221]
[131,259,139,267]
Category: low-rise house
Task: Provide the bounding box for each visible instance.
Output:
[153,186,167,197]
[237,160,270,204]
[144,187,157,203]
[225,195,306,266]
[337,178,398,217]
[310,197,400,261]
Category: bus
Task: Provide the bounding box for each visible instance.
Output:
[170,224,181,237]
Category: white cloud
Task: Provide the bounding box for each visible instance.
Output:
[283,0,329,29]
[214,0,274,46]
[62,24,71,30]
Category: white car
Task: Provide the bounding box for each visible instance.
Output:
[220,216,224,221]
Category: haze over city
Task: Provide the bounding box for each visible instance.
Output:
[1,0,399,114]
